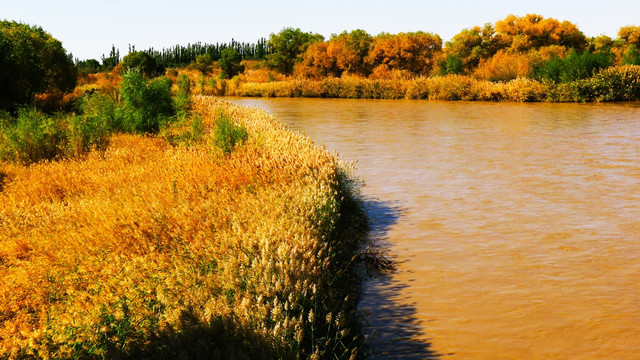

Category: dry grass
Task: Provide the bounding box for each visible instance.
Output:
[0,97,365,359]
[236,75,554,102]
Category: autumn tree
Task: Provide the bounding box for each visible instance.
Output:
[0,21,77,112]
[297,29,374,77]
[589,35,614,54]
[616,26,640,65]
[494,14,588,53]
[266,27,324,75]
[326,29,374,76]
[617,25,640,48]
[442,24,499,73]
[367,32,443,76]
[296,41,337,78]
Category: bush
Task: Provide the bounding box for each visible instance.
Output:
[584,65,640,101]
[214,111,248,154]
[118,69,175,133]
[622,44,640,65]
[66,94,115,156]
[534,50,613,83]
[0,108,66,164]
[175,74,192,117]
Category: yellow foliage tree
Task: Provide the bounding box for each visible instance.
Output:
[366,32,443,76]
[495,14,588,53]
[618,25,640,48]
[443,24,499,73]
[473,50,531,81]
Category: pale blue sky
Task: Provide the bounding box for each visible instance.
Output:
[1,0,639,61]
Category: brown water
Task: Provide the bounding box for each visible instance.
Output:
[229,98,640,360]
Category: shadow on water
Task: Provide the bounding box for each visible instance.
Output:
[358,198,442,359]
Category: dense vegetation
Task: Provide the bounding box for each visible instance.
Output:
[0,21,76,112]
[1,12,640,360]
[67,14,640,102]
[0,98,368,359]
[1,20,370,360]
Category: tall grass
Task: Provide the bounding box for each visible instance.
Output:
[236,65,640,102]
[0,97,367,359]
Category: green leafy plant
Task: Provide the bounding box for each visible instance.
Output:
[118,69,175,134]
[0,108,66,164]
[213,111,248,154]
[218,48,245,79]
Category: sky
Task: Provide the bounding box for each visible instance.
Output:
[2,0,639,61]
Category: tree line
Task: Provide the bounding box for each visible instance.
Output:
[3,15,640,113]
[277,14,640,82]
[77,38,272,74]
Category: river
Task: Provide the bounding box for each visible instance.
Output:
[229,98,640,360]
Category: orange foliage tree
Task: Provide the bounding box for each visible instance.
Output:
[297,29,374,78]
[326,29,373,76]
[366,32,443,76]
[473,50,531,81]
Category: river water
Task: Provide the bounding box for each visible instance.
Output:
[229,98,640,360]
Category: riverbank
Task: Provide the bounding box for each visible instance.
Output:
[0,97,367,359]
[235,65,640,102]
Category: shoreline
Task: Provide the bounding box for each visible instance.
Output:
[231,65,640,103]
[0,97,369,359]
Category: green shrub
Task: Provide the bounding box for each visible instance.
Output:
[585,65,640,101]
[622,44,640,65]
[175,74,192,117]
[66,94,114,156]
[213,111,248,154]
[440,54,464,75]
[0,108,66,164]
[118,69,175,133]
[534,50,613,83]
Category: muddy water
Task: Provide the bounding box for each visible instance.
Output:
[229,98,640,360]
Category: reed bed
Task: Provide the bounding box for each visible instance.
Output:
[0,97,366,359]
[236,65,640,102]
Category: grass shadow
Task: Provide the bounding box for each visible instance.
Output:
[0,171,6,192]
[358,198,441,359]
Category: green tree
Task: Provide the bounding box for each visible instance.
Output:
[121,51,164,77]
[0,21,77,112]
[101,45,120,70]
[194,53,213,73]
[444,24,498,73]
[267,27,324,75]
[218,48,244,78]
[76,59,101,75]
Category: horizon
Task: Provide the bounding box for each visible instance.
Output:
[2,0,639,61]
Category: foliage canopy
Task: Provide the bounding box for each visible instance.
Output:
[0,21,76,112]
[267,27,324,75]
